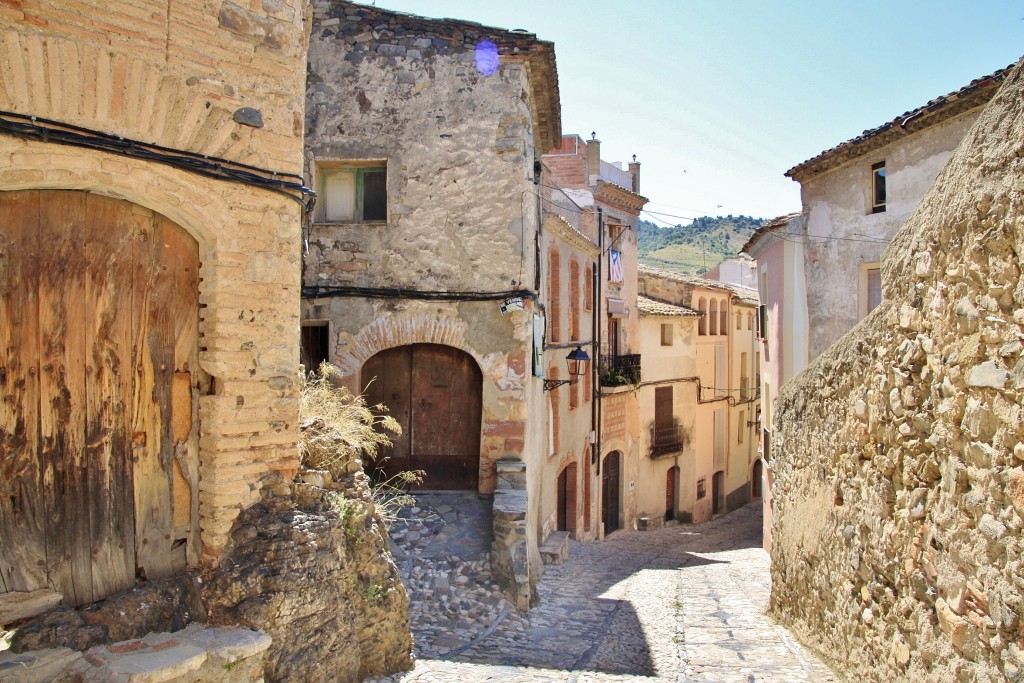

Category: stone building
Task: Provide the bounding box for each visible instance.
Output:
[542,134,647,536]
[636,266,761,524]
[769,57,1024,682]
[302,1,560,609]
[0,0,308,611]
[745,67,1009,554]
[784,65,1010,363]
[0,3,414,681]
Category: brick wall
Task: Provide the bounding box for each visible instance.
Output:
[0,0,308,562]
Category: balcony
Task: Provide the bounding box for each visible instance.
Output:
[599,353,641,387]
[650,422,683,458]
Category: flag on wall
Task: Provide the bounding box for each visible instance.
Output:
[609,250,623,283]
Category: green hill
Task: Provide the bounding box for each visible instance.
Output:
[638,215,764,275]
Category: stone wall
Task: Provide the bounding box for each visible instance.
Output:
[0,1,309,561]
[769,58,1024,682]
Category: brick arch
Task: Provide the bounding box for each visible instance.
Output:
[337,312,482,378]
[0,31,259,162]
[0,142,234,251]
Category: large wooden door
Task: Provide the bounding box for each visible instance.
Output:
[363,344,481,490]
[601,451,620,534]
[0,190,199,606]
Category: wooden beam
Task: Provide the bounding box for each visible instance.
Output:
[0,589,62,625]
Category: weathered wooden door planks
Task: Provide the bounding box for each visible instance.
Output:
[0,190,198,606]
[362,344,481,490]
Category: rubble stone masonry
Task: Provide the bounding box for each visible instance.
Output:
[770,58,1024,682]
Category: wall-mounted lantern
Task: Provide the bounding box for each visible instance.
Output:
[544,345,591,391]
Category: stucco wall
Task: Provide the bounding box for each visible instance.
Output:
[0,1,309,562]
[801,110,982,360]
[770,58,1024,682]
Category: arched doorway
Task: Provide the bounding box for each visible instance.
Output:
[0,190,199,606]
[665,466,679,521]
[601,451,621,534]
[752,460,763,499]
[557,462,577,534]
[363,344,482,490]
[712,470,725,515]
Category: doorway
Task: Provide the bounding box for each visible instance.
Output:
[556,462,577,534]
[665,466,678,521]
[0,190,199,606]
[601,451,621,534]
[712,470,725,515]
[362,344,482,490]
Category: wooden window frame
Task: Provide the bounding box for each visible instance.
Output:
[315,160,388,224]
[660,323,673,346]
[871,161,886,214]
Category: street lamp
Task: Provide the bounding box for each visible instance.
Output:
[543,345,591,391]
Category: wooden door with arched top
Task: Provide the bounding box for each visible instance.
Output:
[0,190,199,606]
[601,451,620,534]
[363,344,482,490]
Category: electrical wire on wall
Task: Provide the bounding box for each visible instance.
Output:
[0,110,315,208]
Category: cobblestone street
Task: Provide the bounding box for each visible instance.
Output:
[370,502,838,683]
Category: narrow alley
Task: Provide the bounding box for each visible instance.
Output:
[370,503,838,683]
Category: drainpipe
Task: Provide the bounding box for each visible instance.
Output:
[595,207,604,486]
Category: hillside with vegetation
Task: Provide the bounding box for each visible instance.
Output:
[638,215,765,275]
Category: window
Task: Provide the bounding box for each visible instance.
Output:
[757,304,767,340]
[867,268,882,312]
[660,323,673,346]
[316,162,387,223]
[548,247,561,343]
[859,263,882,318]
[697,298,707,335]
[709,299,718,335]
[738,410,745,444]
[652,386,680,456]
[697,477,706,500]
[719,300,727,337]
[569,259,580,342]
[736,312,742,330]
[584,265,593,311]
[747,312,753,331]
[871,161,886,214]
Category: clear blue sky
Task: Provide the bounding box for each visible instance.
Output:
[358,1,1022,223]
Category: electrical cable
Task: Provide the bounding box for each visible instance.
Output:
[0,110,315,208]
[302,284,537,301]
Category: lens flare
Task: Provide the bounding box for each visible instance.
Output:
[475,39,498,76]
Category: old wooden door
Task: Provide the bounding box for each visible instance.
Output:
[0,190,199,606]
[363,344,482,490]
[712,471,724,515]
[665,466,677,521]
[601,451,620,534]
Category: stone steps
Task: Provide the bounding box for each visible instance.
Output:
[539,531,570,565]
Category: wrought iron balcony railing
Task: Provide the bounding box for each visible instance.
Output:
[599,353,641,387]
[650,422,683,458]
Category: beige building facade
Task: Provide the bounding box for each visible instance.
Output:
[0,0,309,606]
[636,267,761,525]
[543,134,647,537]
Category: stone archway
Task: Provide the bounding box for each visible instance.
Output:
[362,344,483,490]
[0,190,199,606]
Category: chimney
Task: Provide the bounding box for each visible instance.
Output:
[587,132,601,186]
[629,155,640,194]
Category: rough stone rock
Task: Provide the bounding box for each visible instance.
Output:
[203,478,413,682]
[770,57,1024,683]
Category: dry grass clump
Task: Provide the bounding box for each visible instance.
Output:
[299,363,402,479]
